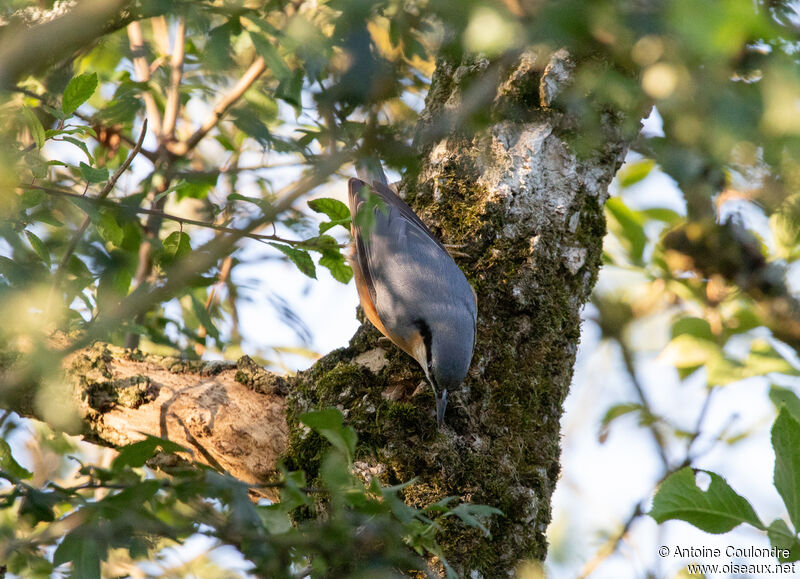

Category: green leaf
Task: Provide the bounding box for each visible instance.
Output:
[605,197,647,264]
[259,504,293,534]
[445,503,504,537]
[20,188,45,208]
[112,435,187,471]
[79,162,109,184]
[97,265,131,305]
[772,407,800,532]
[0,438,32,480]
[269,242,316,279]
[770,386,800,424]
[162,231,192,261]
[62,136,93,163]
[53,528,104,579]
[300,408,357,462]
[19,487,59,523]
[97,212,124,247]
[743,339,797,377]
[308,197,350,221]
[279,468,313,510]
[227,192,270,210]
[250,33,292,81]
[598,402,643,443]
[659,334,720,369]
[767,518,800,562]
[31,209,64,227]
[319,251,353,284]
[276,69,304,111]
[650,467,763,533]
[617,158,656,187]
[22,107,45,149]
[190,294,220,341]
[641,207,682,224]
[99,479,162,514]
[671,317,714,341]
[309,198,351,233]
[770,194,800,261]
[62,72,98,116]
[25,230,51,266]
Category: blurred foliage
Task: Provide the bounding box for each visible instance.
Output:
[0,409,501,578]
[0,0,798,576]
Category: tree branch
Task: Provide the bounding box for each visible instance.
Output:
[63,345,288,495]
[174,56,267,156]
[27,183,340,248]
[52,118,149,285]
[127,21,163,138]
[0,0,180,90]
[162,17,186,142]
[617,337,671,469]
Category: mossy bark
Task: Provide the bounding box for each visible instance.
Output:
[285,51,632,576]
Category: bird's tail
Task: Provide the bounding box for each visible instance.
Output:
[355,157,388,187]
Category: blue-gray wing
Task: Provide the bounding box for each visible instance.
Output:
[348,178,476,347]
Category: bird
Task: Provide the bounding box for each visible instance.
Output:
[347,160,477,425]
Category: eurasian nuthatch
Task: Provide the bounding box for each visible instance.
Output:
[348,161,477,425]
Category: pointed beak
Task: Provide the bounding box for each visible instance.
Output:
[436,389,448,426]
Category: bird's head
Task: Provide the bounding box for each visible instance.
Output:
[421,318,475,426]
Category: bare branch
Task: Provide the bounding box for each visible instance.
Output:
[0,0,178,90]
[27,183,341,249]
[150,15,172,56]
[162,17,186,141]
[127,20,162,138]
[617,337,670,469]
[175,56,267,156]
[577,503,644,579]
[196,256,234,355]
[66,345,288,492]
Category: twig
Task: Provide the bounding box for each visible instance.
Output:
[52,119,149,283]
[617,337,670,469]
[127,21,163,137]
[686,386,716,456]
[92,156,346,335]
[174,160,308,179]
[195,255,234,355]
[162,17,186,141]
[580,348,723,577]
[26,183,342,249]
[175,56,267,155]
[150,16,172,56]
[577,503,644,579]
[125,50,266,347]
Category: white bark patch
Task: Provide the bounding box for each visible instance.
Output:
[539,48,574,108]
[478,121,583,239]
[583,165,612,204]
[562,246,588,275]
[354,347,389,373]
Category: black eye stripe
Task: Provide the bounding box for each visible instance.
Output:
[413,318,433,369]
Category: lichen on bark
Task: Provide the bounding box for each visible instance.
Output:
[285,49,632,576]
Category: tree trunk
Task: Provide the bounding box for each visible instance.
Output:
[15,50,634,576]
[287,51,631,575]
